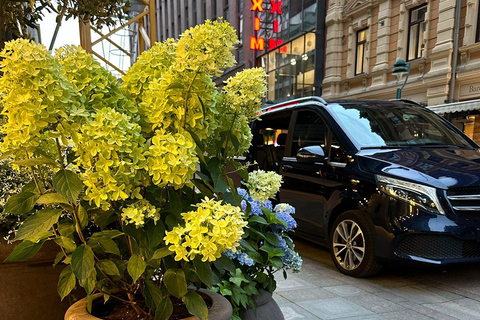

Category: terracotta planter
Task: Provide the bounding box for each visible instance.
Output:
[65,289,232,320]
[0,235,75,320]
[241,289,284,320]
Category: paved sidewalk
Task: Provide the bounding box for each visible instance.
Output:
[273,238,480,320]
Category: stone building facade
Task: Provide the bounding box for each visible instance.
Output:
[321,0,480,143]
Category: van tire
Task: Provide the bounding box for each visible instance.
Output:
[330,211,382,277]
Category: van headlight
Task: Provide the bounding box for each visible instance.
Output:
[376,175,445,215]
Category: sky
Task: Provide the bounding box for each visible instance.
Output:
[40,11,80,52]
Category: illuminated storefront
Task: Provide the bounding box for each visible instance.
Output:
[248,0,324,103]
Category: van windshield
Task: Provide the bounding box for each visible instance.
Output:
[327,101,473,149]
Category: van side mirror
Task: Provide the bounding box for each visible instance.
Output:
[296,146,326,163]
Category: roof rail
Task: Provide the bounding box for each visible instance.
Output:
[261,96,327,111]
[388,98,423,106]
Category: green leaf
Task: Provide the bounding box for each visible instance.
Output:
[146,221,165,249]
[52,169,83,203]
[55,236,77,253]
[22,181,39,194]
[97,260,120,277]
[54,252,64,266]
[14,209,62,242]
[77,206,88,229]
[36,193,70,205]
[182,290,208,320]
[164,269,188,298]
[193,257,214,288]
[151,247,173,260]
[127,254,146,282]
[155,296,173,320]
[230,134,240,151]
[58,265,76,300]
[91,209,117,229]
[145,280,164,310]
[58,220,75,237]
[87,236,121,256]
[214,255,236,274]
[265,233,280,246]
[12,157,56,166]
[5,240,45,261]
[71,245,95,282]
[4,192,37,215]
[248,216,268,225]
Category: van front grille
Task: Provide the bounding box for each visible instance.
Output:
[447,187,480,220]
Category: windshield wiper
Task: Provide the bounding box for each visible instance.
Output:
[360,145,412,150]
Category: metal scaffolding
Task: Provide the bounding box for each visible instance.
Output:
[78,0,156,76]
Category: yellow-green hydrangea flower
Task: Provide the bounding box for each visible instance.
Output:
[164,197,247,262]
[0,39,78,153]
[121,199,160,227]
[245,170,283,202]
[222,67,267,119]
[73,107,147,209]
[145,129,198,189]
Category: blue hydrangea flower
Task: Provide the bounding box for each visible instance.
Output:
[281,248,303,272]
[275,211,297,231]
[237,188,253,202]
[260,200,273,211]
[223,249,237,259]
[242,199,263,216]
[274,203,295,214]
[237,252,255,266]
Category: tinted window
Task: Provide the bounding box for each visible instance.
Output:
[292,110,326,155]
[327,102,473,149]
[256,112,291,170]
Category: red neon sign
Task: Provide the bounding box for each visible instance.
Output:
[255,17,261,31]
[250,37,265,50]
[251,0,264,11]
[273,19,279,33]
[271,0,282,14]
[250,0,284,51]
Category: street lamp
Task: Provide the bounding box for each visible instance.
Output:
[392,59,411,99]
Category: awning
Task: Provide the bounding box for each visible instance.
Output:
[428,99,480,114]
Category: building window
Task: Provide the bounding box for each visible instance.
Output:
[477,4,480,42]
[202,0,206,22]
[355,28,367,75]
[223,0,229,22]
[193,0,197,25]
[407,4,427,61]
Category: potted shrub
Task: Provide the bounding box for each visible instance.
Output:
[213,170,303,320]
[0,20,281,320]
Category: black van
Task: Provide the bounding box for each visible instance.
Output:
[248,97,480,277]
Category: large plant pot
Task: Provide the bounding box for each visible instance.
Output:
[65,289,232,320]
[0,234,75,320]
[241,290,284,320]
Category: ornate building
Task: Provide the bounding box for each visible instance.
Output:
[322,0,480,143]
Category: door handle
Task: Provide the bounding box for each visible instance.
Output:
[282,165,293,171]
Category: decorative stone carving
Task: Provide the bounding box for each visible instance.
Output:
[461,51,468,66]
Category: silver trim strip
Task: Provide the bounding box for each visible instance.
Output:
[452,206,480,211]
[330,162,347,168]
[448,195,480,200]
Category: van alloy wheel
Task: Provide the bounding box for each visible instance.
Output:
[330,211,382,277]
[332,219,365,270]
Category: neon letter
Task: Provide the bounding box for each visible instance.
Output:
[251,0,264,11]
[255,17,261,31]
[250,36,265,50]
[273,19,279,33]
[271,0,282,14]
[268,39,277,50]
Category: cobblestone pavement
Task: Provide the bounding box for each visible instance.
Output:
[274,238,480,320]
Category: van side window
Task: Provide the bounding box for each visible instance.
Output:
[292,110,326,155]
[255,113,291,171]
